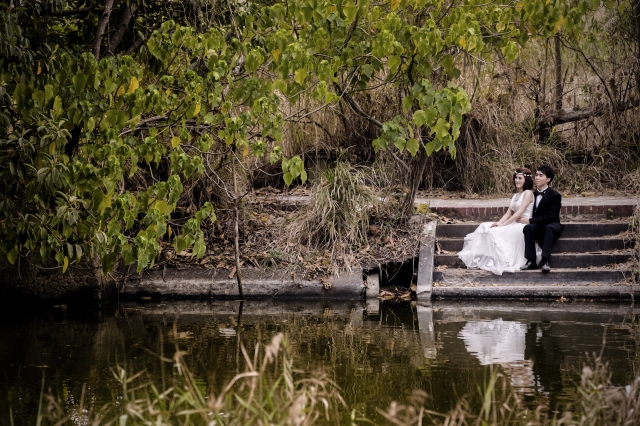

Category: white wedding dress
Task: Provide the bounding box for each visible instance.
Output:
[458,190,537,275]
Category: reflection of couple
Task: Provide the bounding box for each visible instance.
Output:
[458,166,564,275]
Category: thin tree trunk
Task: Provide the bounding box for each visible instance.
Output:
[231,157,244,299]
[235,300,243,373]
[401,147,430,219]
[108,3,137,54]
[93,0,116,59]
[635,0,640,100]
[125,36,145,55]
[554,34,563,111]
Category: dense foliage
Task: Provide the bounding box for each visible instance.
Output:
[0,0,619,273]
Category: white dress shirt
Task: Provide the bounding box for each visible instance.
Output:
[535,185,548,209]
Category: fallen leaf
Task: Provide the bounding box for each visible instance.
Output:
[228,266,236,278]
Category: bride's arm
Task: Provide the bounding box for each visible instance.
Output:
[501,191,534,226]
[490,208,512,227]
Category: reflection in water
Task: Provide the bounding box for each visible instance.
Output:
[459,319,527,365]
[0,300,639,424]
[459,319,537,397]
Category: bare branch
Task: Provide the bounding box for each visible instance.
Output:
[335,83,410,172]
[93,0,116,59]
[49,6,103,17]
[549,97,640,126]
[108,3,137,54]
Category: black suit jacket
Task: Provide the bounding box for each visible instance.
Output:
[530,187,562,226]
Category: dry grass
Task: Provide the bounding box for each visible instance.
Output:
[379,354,640,426]
[29,332,345,426]
[287,160,376,274]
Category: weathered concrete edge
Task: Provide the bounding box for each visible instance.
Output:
[416,220,437,300]
[123,267,365,300]
[432,285,640,299]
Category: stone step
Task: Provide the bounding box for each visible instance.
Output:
[435,253,633,269]
[433,268,632,285]
[431,285,639,299]
[420,197,637,221]
[437,237,632,253]
[436,222,629,239]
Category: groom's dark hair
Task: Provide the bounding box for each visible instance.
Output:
[536,165,555,183]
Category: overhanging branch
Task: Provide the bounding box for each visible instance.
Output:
[335,84,410,172]
[549,97,640,126]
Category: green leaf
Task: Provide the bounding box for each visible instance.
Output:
[186,103,201,118]
[432,118,450,139]
[501,41,519,63]
[425,140,437,156]
[86,117,95,132]
[6,247,18,265]
[394,136,406,152]
[44,84,55,104]
[55,251,65,265]
[52,96,63,120]
[175,236,187,253]
[413,108,438,127]
[121,245,136,265]
[406,138,419,156]
[402,96,414,113]
[343,1,358,23]
[294,69,307,85]
[388,55,401,74]
[193,239,206,258]
[171,136,181,149]
[442,54,454,71]
[32,90,45,109]
[283,172,293,186]
[73,72,88,93]
[102,252,118,273]
[62,256,69,273]
[75,244,83,260]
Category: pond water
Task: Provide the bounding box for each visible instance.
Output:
[1,299,639,424]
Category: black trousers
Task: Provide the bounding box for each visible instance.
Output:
[523,222,563,263]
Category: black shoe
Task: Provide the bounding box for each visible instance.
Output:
[541,261,551,273]
[520,260,537,270]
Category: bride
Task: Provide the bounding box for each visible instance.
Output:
[458,168,535,275]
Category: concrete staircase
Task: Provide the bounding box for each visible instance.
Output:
[432,221,637,298]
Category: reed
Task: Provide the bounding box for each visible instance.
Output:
[28,332,345,426]
[378,354,640,426]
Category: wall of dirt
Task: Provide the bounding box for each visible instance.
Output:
[0,258,113,302]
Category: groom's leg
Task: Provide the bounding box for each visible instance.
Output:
[523,224,539,262]
[540,223,563,261]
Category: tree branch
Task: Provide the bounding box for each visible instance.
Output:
[93,0,116,59]
[125,22,162,55]
[49,6,103,17]
[335,83,410,172]
[108,3,137,54]
[559,36,617,111]
[549,97,640,126]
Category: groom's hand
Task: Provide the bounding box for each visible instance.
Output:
[517,217,529,224]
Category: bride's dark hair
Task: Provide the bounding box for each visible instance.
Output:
[513,168,534,191]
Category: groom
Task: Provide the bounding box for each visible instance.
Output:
[517,165,564,272]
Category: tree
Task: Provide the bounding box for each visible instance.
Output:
[0,0,609,274]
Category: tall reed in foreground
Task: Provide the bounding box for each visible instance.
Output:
[29,332,344,425]
[22,338,640,425]
[379,354,640,426]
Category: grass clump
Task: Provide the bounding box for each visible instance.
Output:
[290,159,376,273]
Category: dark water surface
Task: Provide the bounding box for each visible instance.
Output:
[1,299,639,424]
